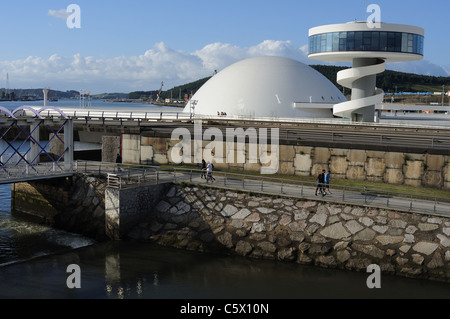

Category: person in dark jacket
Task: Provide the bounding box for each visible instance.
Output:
[315,169,326,196]
[201,159,207,179]
[116,153,122,171]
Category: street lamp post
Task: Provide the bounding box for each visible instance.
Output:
[190,100,198,119]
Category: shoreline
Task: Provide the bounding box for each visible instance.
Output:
[102,99,185,108]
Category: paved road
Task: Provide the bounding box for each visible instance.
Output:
[124,121,450,152]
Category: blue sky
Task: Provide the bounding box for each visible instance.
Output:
[0,0,449,93]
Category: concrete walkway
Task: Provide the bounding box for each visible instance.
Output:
[150,169,450,218]
[75,161,449,218]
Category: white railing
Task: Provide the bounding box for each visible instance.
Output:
[0,162,74,184]
[17,106,450,130]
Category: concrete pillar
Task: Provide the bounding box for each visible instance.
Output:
[29,121,40,164]
[64,119,74,170]
[104,183,170,240]
[102,136,121,163]
[43,89,49,107]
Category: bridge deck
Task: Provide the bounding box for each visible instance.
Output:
[0,163,74,185]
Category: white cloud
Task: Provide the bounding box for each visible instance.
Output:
[48,9,70,20]
[0,40,448,94]
[194,42,247,71]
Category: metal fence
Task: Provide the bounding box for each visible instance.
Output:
[74,160,450,217]
[0,162,74,184]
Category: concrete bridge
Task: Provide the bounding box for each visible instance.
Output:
[19,105,450,154]
[2,106,449,221]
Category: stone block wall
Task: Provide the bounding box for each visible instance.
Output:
[105,183,171,240]
[116,134,450,189]
[128,185,450,282]
[14,175,107,240]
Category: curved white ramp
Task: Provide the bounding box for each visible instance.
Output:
[333,60,385,119]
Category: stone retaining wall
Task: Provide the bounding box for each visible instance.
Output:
[105,183,170,240]
[128,185,450,282]
[14,175,107,241]
[105,134,450,189]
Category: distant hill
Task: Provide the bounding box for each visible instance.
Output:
[90,92,128,100]
[310,65,450,94]
[0,88,80,101]
[127,77,211,101]
[4,65,450,103]
[0,88,129,101]
[128,66,450,103]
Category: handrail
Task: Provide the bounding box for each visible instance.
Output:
[4,107,450,152]
[0,162,75,185]
[10,105,450,131]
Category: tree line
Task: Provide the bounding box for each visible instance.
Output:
[310,65,450,93]
[128,65,450,102]
[127,77,210,101]
[0,89,80,100]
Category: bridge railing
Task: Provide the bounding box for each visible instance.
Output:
[30,106,450,129]
[0,162,74,183]
[74,160,450,216]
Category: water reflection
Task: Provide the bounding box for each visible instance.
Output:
[1,240,449,299]
[91,242,450,299]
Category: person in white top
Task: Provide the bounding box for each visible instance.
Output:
[206,162,215,183]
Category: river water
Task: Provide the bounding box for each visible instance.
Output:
[0,183,449,300]
[1,100,449,301]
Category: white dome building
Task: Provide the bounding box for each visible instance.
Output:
[183,56,346,119]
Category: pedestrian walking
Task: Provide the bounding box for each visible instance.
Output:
[116,153,122,172]
[324,170,331,194]
[201,159,207,179]
[206,162,215,183]
[315,169,326,196]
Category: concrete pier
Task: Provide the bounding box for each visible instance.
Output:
[105,183,170,240]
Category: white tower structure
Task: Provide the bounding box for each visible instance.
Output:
[308,22,424,122]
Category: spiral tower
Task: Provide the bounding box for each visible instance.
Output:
[308,22,424,122]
